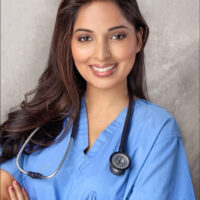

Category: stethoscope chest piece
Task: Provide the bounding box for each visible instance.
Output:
[110,152,131,175]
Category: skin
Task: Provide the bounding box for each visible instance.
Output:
[1,0,143,198]
[0,169,29,199]
[71,1,142,92]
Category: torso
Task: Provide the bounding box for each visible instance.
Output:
[1,97,184,200]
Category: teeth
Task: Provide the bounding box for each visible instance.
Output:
[91,64,115,72]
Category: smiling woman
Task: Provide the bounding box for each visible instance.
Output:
[0,0,195,200]
[71,1,143,90]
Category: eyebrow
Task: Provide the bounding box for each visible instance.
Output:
[74,25,129,33]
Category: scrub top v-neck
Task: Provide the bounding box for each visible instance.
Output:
[0,97,195,200]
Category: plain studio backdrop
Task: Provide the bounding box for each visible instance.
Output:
[1,0,199,199]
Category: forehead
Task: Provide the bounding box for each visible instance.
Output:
[73,1,133,31]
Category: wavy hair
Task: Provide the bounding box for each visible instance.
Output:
[0,0,149,163]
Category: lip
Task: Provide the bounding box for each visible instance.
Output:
[89,63,117,68]
[89,63,118,77]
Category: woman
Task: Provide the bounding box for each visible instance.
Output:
[0,0,195,199]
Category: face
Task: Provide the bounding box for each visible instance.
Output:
[71,0,143,91]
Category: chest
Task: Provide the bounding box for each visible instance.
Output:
[84,116,113,153]
[22,108,143,200]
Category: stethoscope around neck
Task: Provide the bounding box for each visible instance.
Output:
[16,91,135,179]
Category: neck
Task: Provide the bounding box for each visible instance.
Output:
[84,82,129,116]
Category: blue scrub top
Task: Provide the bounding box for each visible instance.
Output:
[1,97,195,200]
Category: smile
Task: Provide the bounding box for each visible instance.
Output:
[89,63,118,77]
[91,64,116,72]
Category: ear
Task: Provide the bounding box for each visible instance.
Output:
[136,27,143,53]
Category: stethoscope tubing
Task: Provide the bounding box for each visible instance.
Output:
[16,92,134,179]
[16,129,75,179]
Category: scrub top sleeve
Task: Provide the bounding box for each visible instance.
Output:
[128,137,195,199]
[0,148,24,186]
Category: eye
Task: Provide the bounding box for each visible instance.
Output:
[112,33,127,40]
[78,35,92,42]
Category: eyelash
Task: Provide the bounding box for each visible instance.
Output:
[77,33,127,42]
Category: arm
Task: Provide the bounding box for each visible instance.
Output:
[0,169,29,200]
[128,137,195,200]
[0,169,14,200]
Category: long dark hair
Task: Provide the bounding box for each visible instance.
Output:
[0,0,149,163]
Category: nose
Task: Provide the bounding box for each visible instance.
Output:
[94,38,111,61]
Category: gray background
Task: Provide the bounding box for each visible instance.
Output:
[1,0,199,198]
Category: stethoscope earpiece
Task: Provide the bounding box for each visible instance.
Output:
[110,152,131,175]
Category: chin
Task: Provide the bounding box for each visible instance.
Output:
[87,79,125,91]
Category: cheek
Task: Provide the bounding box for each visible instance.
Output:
[71,42,91,64]
[71,42,92,80]
[111,39,137,63]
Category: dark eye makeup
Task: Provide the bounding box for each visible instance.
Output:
[77,33,127,42]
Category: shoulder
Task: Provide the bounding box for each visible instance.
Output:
[127,98,183,167]
[135,98,174,122]
[130,98,181,145]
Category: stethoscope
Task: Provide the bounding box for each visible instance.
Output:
[16,91,135,179]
